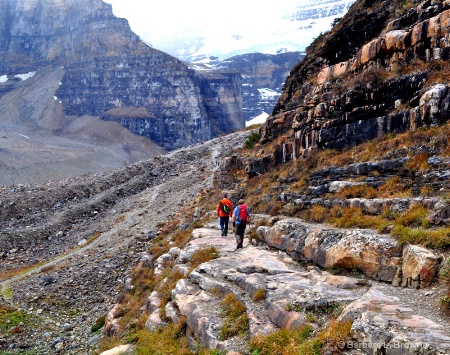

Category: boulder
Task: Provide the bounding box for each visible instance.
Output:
[400,245,443,288]
[99,344,133,355]
[146,291,161,313]
[104,304,122,337]
[145,308,167,332]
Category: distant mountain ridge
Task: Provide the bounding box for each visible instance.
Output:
[210,52,305,122]
[0,0,244,151]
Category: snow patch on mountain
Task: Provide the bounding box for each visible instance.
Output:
[258,88,280,101]
[15,72,36,81]
[246,112,269,127]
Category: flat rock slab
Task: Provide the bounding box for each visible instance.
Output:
[338,288,450,354]
[257,218,442,288]
[168,225,449,354]
[190,227,237,253]
[172,241,371,348]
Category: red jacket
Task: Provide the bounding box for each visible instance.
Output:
[217,198,232,217]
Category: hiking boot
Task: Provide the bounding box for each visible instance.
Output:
[221,231,224,236]
[236,242,243,249]
[224,232,227,236]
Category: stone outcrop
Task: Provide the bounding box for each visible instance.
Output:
[400,244,444,288]
[259,0,450,158]
[338,288,450,354]
[166,225,371,350]
[256,218,443,288]
[129,222,449,354]
[0,0,244,150]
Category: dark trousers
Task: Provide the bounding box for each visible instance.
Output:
[219,216,229,235]
[235,223,246,248]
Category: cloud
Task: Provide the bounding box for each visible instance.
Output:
[104,0,300,46]
[103,0,354,61]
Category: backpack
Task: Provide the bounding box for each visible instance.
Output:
[236,205,248,223]
[220,201,231,214]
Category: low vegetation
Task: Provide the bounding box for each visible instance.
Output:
[218,293,249,340]
[249,320,352,355]
[0,304,32,333]
[245,131,261,149]
[133,321,191,355]
[190,246,219,269]
[252,288,266,302]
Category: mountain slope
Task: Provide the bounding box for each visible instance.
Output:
[0,0,244,151]
[0,66,165,185]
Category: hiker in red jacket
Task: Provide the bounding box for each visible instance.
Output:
[217,193,233,236]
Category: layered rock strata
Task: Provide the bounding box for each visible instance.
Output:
[260,0,450,158]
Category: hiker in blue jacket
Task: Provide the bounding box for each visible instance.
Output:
[231,199,251,249]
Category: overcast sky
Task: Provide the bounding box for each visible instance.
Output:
[103,0,303,48]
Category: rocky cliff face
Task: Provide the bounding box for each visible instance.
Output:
[260,0,450,159]
[215,52,304,122]
[0,0,244,149]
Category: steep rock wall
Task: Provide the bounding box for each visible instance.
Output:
[56,55,214,149]
[196,70,243,136]
[217,52,303,121]
[260,0,450,160]
[0,0,244,149]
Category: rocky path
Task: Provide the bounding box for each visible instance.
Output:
[153,222,450,354]
[0,131,250,354]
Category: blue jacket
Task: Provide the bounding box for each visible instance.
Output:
[233,204,250,225]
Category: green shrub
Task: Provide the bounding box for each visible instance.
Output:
[245,132,261,149]
[91,314,106,333]
[0,305,31,332]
